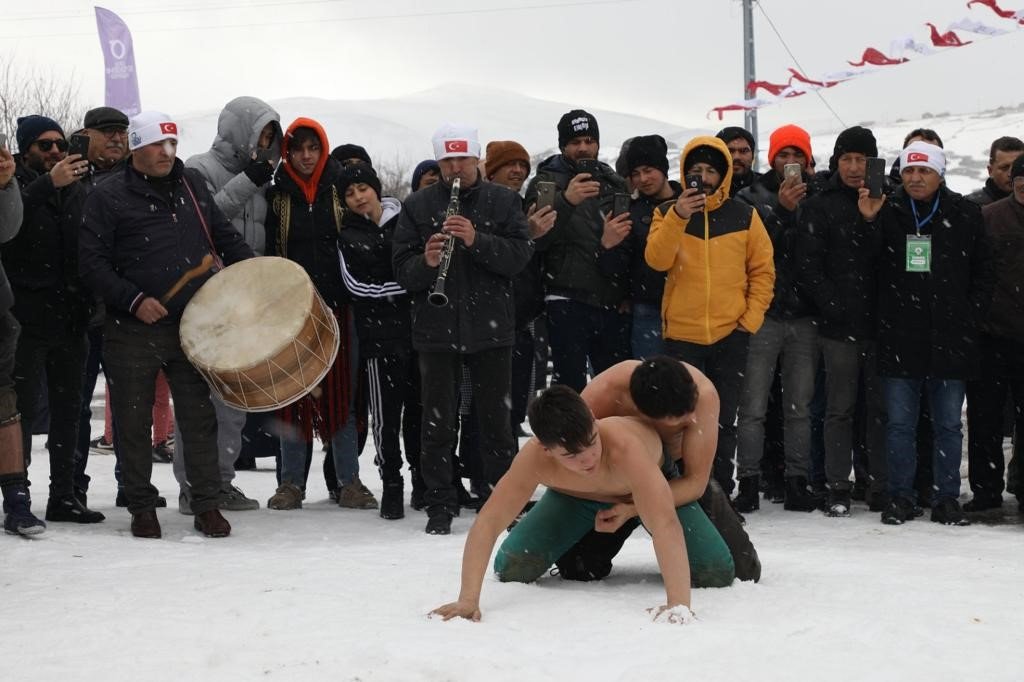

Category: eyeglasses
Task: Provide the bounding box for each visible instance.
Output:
[34,139,69,152]
[96,127,128,139]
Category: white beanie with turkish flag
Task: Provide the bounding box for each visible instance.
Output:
[128,111,179,151]
[432,123,481,161]
[900,141,946,176]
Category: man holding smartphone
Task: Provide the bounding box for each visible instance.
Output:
[796,126,889,517]
[524,109,630,394]
[732,124,821,514]
[2,115,103,525]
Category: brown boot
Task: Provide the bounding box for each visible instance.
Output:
[194,508,231,537]
[130,510,162,539]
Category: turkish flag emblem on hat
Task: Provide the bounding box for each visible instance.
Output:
[907,152,929,163]
[445,140,468,153]
[159,122,178,135]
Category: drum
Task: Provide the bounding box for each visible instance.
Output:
[179,256,340,412]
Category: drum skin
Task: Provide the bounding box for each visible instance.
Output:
[179,257,340,412]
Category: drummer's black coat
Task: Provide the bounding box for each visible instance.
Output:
[392,175,532,353]
[80,159,254,321]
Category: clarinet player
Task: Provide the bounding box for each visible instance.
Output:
[392,124,533,535]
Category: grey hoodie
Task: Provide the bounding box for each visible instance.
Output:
[186,96,282,255]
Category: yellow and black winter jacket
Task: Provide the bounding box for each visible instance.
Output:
[645,136,775,345]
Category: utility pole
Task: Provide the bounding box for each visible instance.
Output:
[742,0,758,155]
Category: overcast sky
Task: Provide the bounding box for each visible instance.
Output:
[2,0,1022,134]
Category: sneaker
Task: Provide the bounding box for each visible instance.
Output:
[220,484,260,511]
[116,490,167,508]
[267,483,303,510]
[931,498,971,526]
[45,495,105,523]
[194,509,231,537]
[881,497,915,525]
[734,476,760,513]
[89,436,114,453]
[826,488,852,518]
[426,511,453,535]
[380,483,404,520]
[337,479,379,510]
[963,495,1002,512]
[178,489,194,516]
[2,487,46,536]
[130,510,162,538]
[152,440,174,463]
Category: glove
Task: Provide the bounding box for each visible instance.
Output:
[243,159,274,186]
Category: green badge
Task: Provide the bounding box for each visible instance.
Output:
[906,235,931,273]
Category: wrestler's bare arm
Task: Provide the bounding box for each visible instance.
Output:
[430,442,542,622]
[668,374,720,505]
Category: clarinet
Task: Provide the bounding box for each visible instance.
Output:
[428,177,460,307]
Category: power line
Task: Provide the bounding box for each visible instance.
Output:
[2,0,640,36]
[755,0,847,128]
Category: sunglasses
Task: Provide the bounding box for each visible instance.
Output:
[34,139,69,152]
[96,127,128,138]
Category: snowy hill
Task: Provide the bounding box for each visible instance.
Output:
[173,84,1024,195]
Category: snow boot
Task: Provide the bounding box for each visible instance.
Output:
[733,476,760,513]
[783,476,818,512]
[380,483,404,520]
[3,484,46,536]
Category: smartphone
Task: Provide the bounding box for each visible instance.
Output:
[67,133,91,159]
[784,163,802,181]
[254,147,276,163]
[535,181,557,210]
[575,159,602,178]
[684,174,704,194]
[866,157,886,199]
[612,193,631,218]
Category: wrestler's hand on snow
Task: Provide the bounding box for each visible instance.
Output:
[594,502,636,533]
[648,604,696,624]
[430,599,481,622]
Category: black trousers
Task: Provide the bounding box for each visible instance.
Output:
[664,329,750,495]
[12,319,87,499]
[966,334,1024,500]
[73,326,105,493]
[419,347,514,515]
[365,352,422,487]
[102,318,221,514]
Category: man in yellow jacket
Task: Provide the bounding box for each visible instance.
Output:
[645,135,774,497]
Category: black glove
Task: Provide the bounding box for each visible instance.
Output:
[243,159,274,186]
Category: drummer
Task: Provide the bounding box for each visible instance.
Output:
[80,111,253,539]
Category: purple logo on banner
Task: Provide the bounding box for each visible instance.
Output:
[94,6,141,116]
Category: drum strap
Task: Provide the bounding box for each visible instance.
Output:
[182,177,226,269]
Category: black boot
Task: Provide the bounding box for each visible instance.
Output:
[733,476,760,513]
[3,484,46,536]
[46,494,105,523]
[410,469,426,511]
[380,483,405,520]
[783,476,818,512]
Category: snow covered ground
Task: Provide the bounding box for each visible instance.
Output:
[4,402,1022,681]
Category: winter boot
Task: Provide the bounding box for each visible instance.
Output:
[3,484,46,536]
[733,476,760,513]
[783,476,818,512]
[380,483,404,520]
[410,469,426,511]
[825,487,852,517]
[337,478,379,510]
[194,508,231,537]
[130,510,162,538]
[46,494,105,523]
[426,510,453,535]
[931,498,971,526]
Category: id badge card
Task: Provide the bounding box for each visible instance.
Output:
[906,235,931,273]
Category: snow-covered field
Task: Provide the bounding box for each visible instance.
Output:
[4,405,1022,681]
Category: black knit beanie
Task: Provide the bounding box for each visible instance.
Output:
[716,126,756,151]
[684,145,729,179]
[833,126,878,159]
[338,163,382,200]
[557,110,600,149]
[624,134,669,176]
[331,143,373,167]
[16,115,64,154]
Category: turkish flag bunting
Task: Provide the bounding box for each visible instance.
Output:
[848,47,909,67]
[746,79,792,96]
[787,68,843,88]
[926,22,973,46]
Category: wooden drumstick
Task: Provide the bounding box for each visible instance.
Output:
[160,254,215,305]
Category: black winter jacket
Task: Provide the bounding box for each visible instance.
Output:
[875,186,994,379]
[966,178,1009,207]
[392,176,532,353]
[736,170,818,320]
[80,159,253,322]
[795,173,883,342]
[981,196,1024,342]
[265,159,349,309]
[597,180,682,306]
[525,154,629,308]
[338,197,413,358]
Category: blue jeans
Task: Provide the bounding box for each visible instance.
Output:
[884,378,965,505]
[630,302,664,360]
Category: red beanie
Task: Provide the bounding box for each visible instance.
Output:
[767,124,812,167]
